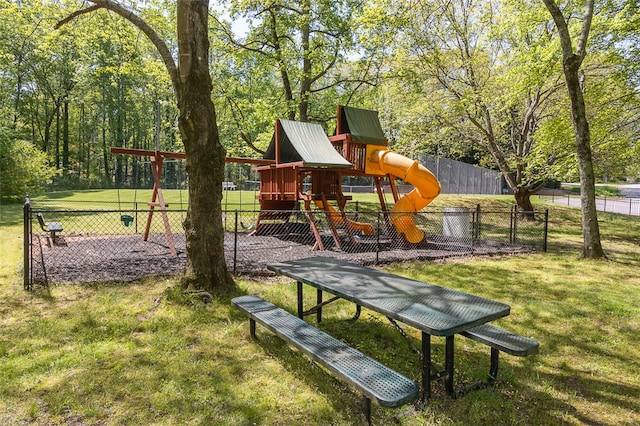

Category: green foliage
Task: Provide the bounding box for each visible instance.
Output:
[376,0,570,195]
[565,185,621,197]
[212,0,380,154]
[370,0,640,194]
[0,128,57,199]
[0,0,177,191]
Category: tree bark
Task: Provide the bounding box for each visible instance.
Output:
[564,56,604,258]
[176,0,234,291]
[298,0,311,122]
[63,100,70,170]
[513,187,534,212]
[542,0,605,259]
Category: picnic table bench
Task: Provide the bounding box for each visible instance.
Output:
[267,256,539,399]
[233,295,419,424]
[36,212,63,243]
[461,324,539,383]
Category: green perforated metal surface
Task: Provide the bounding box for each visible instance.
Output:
[232,295,419,408]
[461,323,539,356]
[267,257,511,336]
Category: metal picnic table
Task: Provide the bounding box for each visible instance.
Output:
[267,256,511,400]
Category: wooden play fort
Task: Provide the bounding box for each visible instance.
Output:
[252,105,441,250]
[109,106,440,255]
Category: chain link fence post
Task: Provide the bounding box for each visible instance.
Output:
[543,209,549,252]
[376,212,381,264]
[509,206,518,244]
[473,204,481,241]
[23,196,31,291]
[233,210,239,274]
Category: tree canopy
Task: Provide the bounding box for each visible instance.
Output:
[2,0,638,197]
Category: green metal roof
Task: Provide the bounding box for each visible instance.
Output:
[264,120,352,168]
[342,106,387,145]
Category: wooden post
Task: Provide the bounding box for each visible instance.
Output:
[143,152,177,256]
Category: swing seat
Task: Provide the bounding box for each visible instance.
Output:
[120,214,134,227]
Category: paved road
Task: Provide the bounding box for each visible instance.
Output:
[545,184,640,216]
[619,184,640,199]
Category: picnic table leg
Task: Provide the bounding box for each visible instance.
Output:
[297,281,304,319]
[316,289,323,323]
[421,331,431,401]
[363,396,372,425]
[488,348,499,383]
[250,318,257,339]
[351,305,361,321]
[445,335,455,396]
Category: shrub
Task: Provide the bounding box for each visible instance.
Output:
[0,127,58,200]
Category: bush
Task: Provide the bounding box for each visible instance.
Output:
[565,184,620,197]
[0,127,58,200]
[596,186,620,197]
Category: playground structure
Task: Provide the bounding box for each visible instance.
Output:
[252,105,441,249]
[110,105,441,254]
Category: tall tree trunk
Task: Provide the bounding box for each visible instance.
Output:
[102,122,110,187]
[63,99,70,170]
[263,9,296,120]
[565,57,604,258]
[298,0,311,122]
[13,55,23,128]
[55,106,60,169]
[513,187,534,212]
[43,105,58,153]
[101,89,110,187]
[176,0,234,291]
[78,102,84,179]
[542,0,605,259]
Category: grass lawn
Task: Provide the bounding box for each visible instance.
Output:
[1,193,639,425]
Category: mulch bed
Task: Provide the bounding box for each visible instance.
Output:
[32,231,528,285]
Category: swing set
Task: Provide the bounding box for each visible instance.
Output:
[117,201,135,227]
[110,147,187,256]
[110,147,268,256]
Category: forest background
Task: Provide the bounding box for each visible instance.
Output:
[1,0,639,204]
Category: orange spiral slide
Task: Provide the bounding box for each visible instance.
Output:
[367,149,441,243]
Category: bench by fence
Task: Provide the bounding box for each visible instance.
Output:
[36,212,63,243]
[222,181,236,190]
[232,295,419,424]
[460,323,539,383]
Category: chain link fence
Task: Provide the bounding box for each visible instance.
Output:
[24,198,548,289]
[542,193,640,216]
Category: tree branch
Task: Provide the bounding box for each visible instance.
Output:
[56,0,179,93]
[541,0,574,57]
[55,5,102,28]
[210,13,274,56]
[576,0,595,57]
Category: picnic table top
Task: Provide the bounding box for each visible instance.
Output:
[267,256,511,336]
